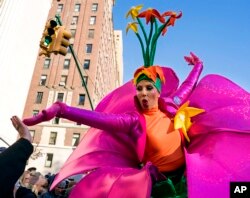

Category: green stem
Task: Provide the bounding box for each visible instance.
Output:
[137,18,148,45]
[145,18,154,67]
[150,18,170,64]
[135,33,146,65]
[149,20,158,65]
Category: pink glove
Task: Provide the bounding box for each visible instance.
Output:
[23,102,64,126]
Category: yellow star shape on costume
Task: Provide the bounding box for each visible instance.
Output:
[174,101,205,142]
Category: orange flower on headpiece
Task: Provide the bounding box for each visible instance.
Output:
[133,66,165,84]
[161,11,182,35]
[137,8,165,24]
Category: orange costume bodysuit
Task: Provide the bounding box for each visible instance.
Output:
[142,107,185,173]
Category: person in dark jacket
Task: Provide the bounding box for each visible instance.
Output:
[0,116,35,198]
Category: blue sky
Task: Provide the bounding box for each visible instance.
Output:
[113,0,250,91]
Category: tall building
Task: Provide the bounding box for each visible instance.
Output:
[22,0,122,174]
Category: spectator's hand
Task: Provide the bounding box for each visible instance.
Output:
[11,116,32,143]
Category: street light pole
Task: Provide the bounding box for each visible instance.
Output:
[55,15,94,110]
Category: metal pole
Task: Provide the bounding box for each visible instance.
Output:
[55,15,94,110]
[0,137,10,146]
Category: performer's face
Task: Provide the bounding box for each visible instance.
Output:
[136,80,160,110]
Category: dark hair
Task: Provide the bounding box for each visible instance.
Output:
[27,167,37,172]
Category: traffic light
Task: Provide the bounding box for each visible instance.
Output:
[52,26,72,56]
[39,19,58,57]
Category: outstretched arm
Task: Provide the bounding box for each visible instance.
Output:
[172,52,203,105]
[23,102,140,134]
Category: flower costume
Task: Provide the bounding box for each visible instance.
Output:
[23,4,250,198]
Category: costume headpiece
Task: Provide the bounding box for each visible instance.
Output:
[126,5,182,91]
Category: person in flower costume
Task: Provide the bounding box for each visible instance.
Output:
[23,4,250,198]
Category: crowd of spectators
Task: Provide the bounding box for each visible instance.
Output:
[0,116,77,198]
[15,167,77,198]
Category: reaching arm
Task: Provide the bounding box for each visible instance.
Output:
[172,52,203,106]
[160,52,203,117]
[23,102,140,134]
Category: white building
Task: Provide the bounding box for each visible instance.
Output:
[0,0,51,146]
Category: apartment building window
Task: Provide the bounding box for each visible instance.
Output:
[67,45,73,54]
[70,29,76,38]
[86,44,92,53]
[83,76,88,85]
[59,75,67,86]
[45,153,53,167]
[72,133,80,146]
[49,132,57,145]
[79,94,85,105]
[89,16,96,25]
[57,93,64,102]
[57,4,63,13]
[63,59,70,69]
[74,3,80,12]
[43,59,51,69]
[88,29,95,39]
[53,117,60,124]
[92,3,98,12]
[35,92,43,104]
[40,75,47,86]
[71,16,78,25]
[33,110,39,116]
[83,59,90,69]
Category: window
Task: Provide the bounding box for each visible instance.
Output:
[71,16,78,25]
[59,75,67,86]
[86,44,92,53]
[29,130,35,142]
[49,132,57,145]
[40,75,47,86]
[33,110,39,116]
[43,59,51,69]
[79,94,85,105]
[83,59,90,69]
[53,117,60,124]
[74,3,80,12]
[83,76,88,85]
[57,93,64,102]
[88,29,94,39]
[67,45,72,54]
[70,29,76,38]
[89,16,96,25]
[57,4,63,13]
[63,59,70,69]
[92,3,98,11]
[35,92,43,104]
[72,133,80,146]
[45,153,53,167]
